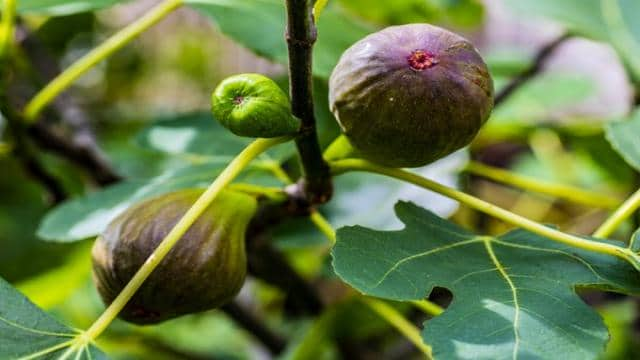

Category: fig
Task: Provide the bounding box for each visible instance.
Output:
[211,73,299,138]
[91,188,257,325]
[329,24,494,168]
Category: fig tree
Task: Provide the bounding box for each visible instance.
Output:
[329,24,494,168]
[91,188,257,325]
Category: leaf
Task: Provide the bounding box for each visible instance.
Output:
[0,276,106,359]
[137,113,251,157]
[332,202,640,359]
[5,0,127,15]
[37,161,280,242]
[186,0,372,78]
[605,109,640,172]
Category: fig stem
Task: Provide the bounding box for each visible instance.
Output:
[464,161,622,209]
[323,134,357,162]
[593,187,640,238]
[330,158,640,271]
[23,0,184,122]
[227,183,288,201]
[312,0,329,18]
[411,299,444,317]
[310,210,336,243]
[0,0,16,60]
[286,0,333,204]
[79,136,291,345]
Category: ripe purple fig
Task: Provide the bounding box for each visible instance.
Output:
[329,24,494,167]
[91,189,257,325]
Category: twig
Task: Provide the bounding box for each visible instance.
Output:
[221,301,287,355]
[494,33,571,106]
[285,0,332,204]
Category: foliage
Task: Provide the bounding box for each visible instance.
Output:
[1,0,640,359]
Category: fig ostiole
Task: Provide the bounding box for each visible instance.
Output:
[211,73,299,138]
[329,23,494,168]
[91,188,257,325]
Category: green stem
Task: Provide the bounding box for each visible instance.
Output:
[310,210,336,244]
[312,0,329,18]
[330,159,640,271]
[593,187,640,238]
[23,0,183,122]
[361,297,432,358]
[260,160,294,183]
[227,183,287,201]
[410,300,444,317]
[464,161,621,209]
[0,0,16,59]
[77,137,289,345]
[323,134,356,162]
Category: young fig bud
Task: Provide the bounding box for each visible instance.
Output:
[329,24,494,168]
[91,189,257,325]
[211,73,299,138]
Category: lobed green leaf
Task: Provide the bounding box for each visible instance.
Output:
[332,202,640,359]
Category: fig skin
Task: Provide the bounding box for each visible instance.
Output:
[91,189,257,325]
[212,73,299,138]
[329,23,494,168]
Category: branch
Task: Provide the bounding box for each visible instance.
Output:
[221,301,287,355]
[285,0,332,204]
[494,33,571,106]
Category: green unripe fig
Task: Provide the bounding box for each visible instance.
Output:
[91,189,257,325]
[329,24,494,168]
[211,73,299,138]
